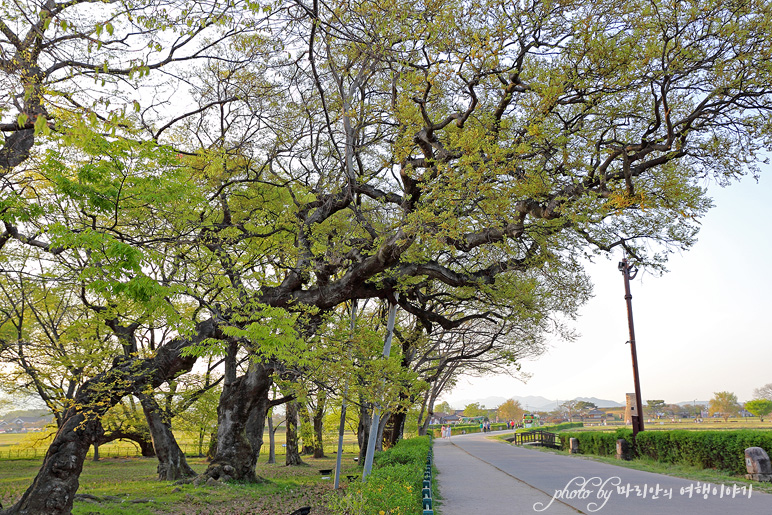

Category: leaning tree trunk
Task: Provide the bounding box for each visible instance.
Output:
[4,402,104,515]
[203,360,272,482]
[1,322,211,515]
[312,390,326,458]
[417,387,440,437]
[284,399,304,466]
[99,429,156,457]
[137,392,196,481]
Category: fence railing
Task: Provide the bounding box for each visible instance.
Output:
[0,441,360,460]
[422,448,434,515]
[513,430,559,448]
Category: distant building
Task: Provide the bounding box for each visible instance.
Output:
[0,415,52,432]
[429,411,463,425]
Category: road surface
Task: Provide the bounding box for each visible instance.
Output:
[433,430,771,514]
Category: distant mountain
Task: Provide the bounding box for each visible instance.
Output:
[447,396,507,410]
[442,395,623,411]
[574,397,625,409]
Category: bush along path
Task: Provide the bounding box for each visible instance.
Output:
[558,428,772,475]
[328,436,434,515]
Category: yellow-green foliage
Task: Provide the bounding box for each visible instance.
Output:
[330,436,432,515]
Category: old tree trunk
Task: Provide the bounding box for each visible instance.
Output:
[203,358,273,482]
[284,399,304,466]
[312,390,326,459]
[137,393,196,481]
[357,398,372,464]
[0,321,214,515]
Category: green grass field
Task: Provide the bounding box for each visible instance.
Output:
[568,417,772,431]
[0,444,363,514]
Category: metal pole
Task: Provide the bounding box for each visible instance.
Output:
[619,258,645,437]
[334,300,357,489]
[362,295,398,481]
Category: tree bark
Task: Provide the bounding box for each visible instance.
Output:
[2,320,211,515]
[418,391,438,437]
[246,394,271,465]
[376,412,389,452]
[284,399,304,466]
[267,412,276,464]
[312,390,326,458]
[0,129,35,170]
[137,392,196,481]
[203,361,272,482]
[383,409,406,448]
[298,402,314,455]
[357,399,371,464]
[98,429,155,457]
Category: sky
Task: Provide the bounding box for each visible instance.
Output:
[442,166,772,409]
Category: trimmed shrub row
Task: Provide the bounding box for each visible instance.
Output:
[329,435,433,514]
[636,430,772,475]
[559,429,772,474]
[558,428,631,456]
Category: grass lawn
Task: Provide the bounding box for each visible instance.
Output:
[0,451,363,514]
[569,418,772,431]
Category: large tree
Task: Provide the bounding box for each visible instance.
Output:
[497,399,526,422]
[744,399,772,422]
[2,0,772,513]
[708,391,741,422]
[753,383,772,401]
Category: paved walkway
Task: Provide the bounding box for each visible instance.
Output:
[433,430,772,514]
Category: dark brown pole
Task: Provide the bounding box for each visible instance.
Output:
[620,258,645,437]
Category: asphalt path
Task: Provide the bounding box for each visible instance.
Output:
[433,430,772,514]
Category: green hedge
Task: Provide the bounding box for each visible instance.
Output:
[328,436,432,515]
[635,430,772,474]
[559,428,631,455]
[559,429,772,474]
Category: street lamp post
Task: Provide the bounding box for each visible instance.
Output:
[619,258,645,438]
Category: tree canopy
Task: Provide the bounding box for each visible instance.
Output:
[2,0,772,512]
[744,399,772,422]
[497,399,525,421]
[708,391,741,421]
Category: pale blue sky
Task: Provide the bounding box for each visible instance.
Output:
[444,166,772,408]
